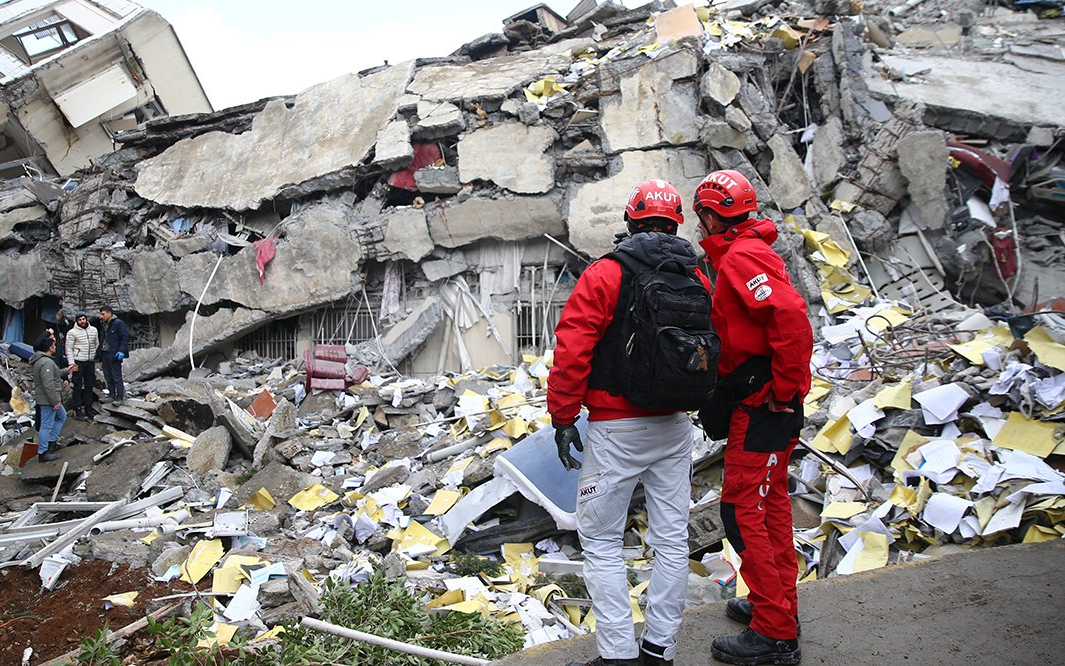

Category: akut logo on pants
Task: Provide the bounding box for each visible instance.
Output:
[757,453,779,511]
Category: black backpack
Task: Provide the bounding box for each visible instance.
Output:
[589,235,720,411]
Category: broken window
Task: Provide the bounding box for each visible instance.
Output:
[312,295,383,346]
[235,317,298,361]
[124,314,160,351]
[515,301,564,355]
[5,14,88,65]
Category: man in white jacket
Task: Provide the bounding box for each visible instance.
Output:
[65,312,99,420]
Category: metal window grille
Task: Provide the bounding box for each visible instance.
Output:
[313,295,381,346]
[236,318,298,361]
[125,316,159,351]
[515,301,565,355]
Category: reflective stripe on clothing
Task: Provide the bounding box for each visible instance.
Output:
[576,413,693,661]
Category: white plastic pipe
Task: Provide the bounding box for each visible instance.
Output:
[299,617,489,666]
[189,253,224,369]
[89,509,190,536]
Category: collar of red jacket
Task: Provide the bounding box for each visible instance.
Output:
[698,217,779,264]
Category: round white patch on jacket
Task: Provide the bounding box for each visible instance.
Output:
[754,285,773,301]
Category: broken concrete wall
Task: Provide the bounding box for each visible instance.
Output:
[134,62,415,210]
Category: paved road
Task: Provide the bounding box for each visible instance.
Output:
[496,540,1065,665]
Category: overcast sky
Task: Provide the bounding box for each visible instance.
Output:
[137,1,616,110]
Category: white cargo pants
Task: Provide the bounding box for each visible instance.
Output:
[577,412,693,661]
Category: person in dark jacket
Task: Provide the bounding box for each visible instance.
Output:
[549,179,713,666]
[98,306,129,405]
[31,336,67,462]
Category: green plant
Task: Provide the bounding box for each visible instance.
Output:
[74,625,121,666]
[273,573,525,665]
[446,550,503,577]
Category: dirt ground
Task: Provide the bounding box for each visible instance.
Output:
[0,559,186,665]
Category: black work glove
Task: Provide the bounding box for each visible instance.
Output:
[554,424,583,471]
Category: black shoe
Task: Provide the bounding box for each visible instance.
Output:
[711,627,801,665]
[47,441,66,453]
[566,658,641,666]
[640,640,673,666]
[725,598,801,637]
[38,452,60,463]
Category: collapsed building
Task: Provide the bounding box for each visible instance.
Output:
[0,0,1064,663]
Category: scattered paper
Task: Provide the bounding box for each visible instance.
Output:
[913,383,970,425]
[289,484,340,511]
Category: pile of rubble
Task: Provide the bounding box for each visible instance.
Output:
[0,0,1063,662]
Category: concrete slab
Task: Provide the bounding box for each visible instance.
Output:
[383,208,434,262]
[19,441,113,483]
[567,149,708,259]
[426,195,564,248]
[498,540,1065,665]
[0,253,50,305]
[768,134,812,211]
[127,250,183,314]
[85,441,170,501]
[406,40,589,102]
[458,123,557,194]
[176,203,360,312]
[134,62,415,210]
[600,50,700,153]
[867,55,1065,134]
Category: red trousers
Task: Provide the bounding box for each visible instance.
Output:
[720,385,801,640]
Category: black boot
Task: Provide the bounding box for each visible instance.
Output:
[711,627,800,665]
[566,657,641,666]
[38,451,60,463]
[725,598,801,637]
[639,639,673,666]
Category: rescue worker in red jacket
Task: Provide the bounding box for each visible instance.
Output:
[549,179,712,666]
[693,169,813,665]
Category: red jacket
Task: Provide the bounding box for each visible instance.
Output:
[698,218,812,404]
[547,251,713,425]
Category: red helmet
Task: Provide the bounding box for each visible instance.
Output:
[625,179,684,226]
[693,169,757,218]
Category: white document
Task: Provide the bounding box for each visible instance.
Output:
[922,493,973,534]
[847,399,885,438]
[917,439,962,483]
[1005,481,1065,505]
[913,383,970,425]
[982,499,1025,535]
[223,583,261,622]
[839,516,895,550]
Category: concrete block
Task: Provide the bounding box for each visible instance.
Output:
[374,120,413,169]
[427,195,564,248]
[724,106,752,132]
[458,123,557,194]
[897,130,948,230]
[421,258,468,282]
[701,61,742,106]
[413,100,466,139]
[187,425,233,476]
[701,120,747,149]
[0,253,50,305]
[767,134,811,211]
[128,251,182,315]
[809,117,845,195]
[414,166,462,194]
[383,208,434,262]
[600,50,701,152]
